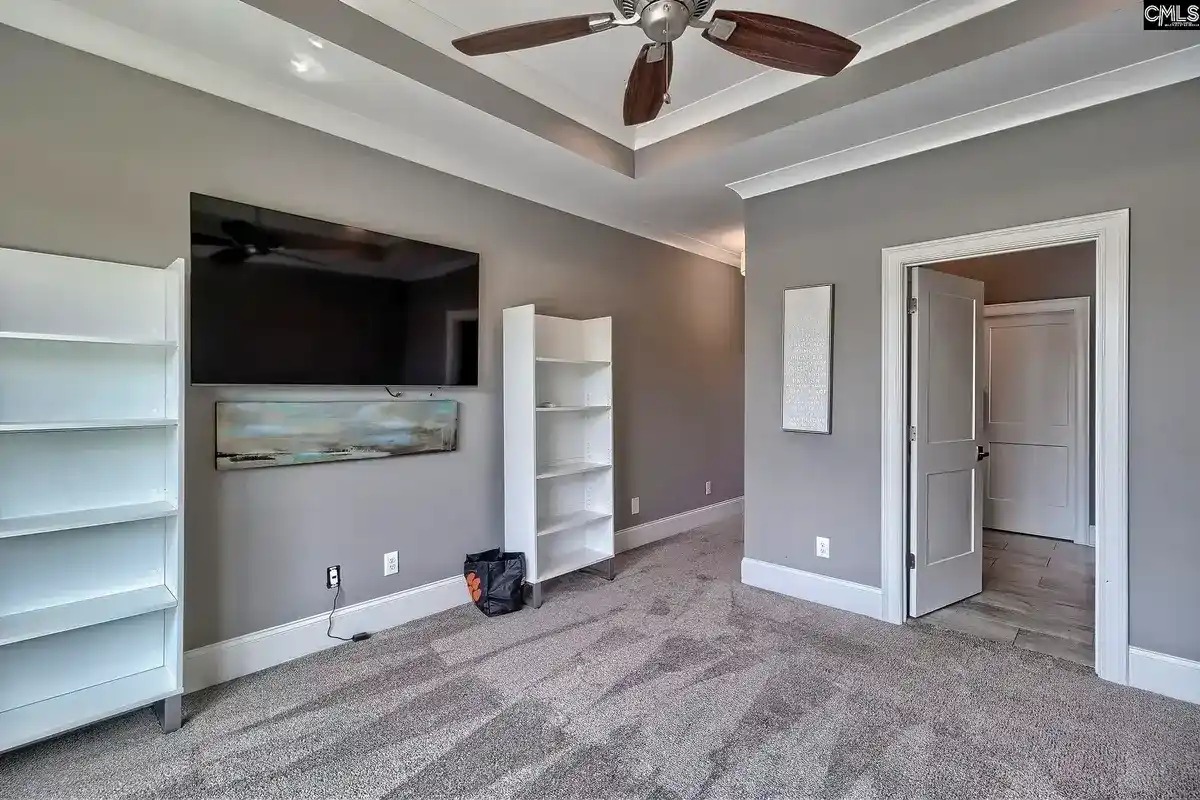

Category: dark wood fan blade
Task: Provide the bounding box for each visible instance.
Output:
[283,230,388,260]
[221,219,279,250]
[623,43,673,126]
[209,247,250,266]
[702,11,860,77]
[276,249,332,268]
[191,232,235,247]
[452,14,612,56]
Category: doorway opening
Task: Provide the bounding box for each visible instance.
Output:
[909,245,1095,666]
[879,210,1129,685]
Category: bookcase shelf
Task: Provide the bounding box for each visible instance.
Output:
[0,585,177,647]
[0,666,177,753]
[539,546,612,582]
[535,356,610,365]
[505,305,614,606]
[0,247,184,752]
[0,419,178,433]
[0,331,176,347]
[537,510,613,537]
[535,460,611,480]
[0,501,177,540]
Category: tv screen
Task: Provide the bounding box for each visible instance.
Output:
[190,194,479,386]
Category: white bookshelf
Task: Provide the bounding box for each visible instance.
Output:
[504,305,614,607]
[0,248,185,752]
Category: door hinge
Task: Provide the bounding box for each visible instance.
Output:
[907,553,916,569]
[908,297,917,314]
[909,426,916,442]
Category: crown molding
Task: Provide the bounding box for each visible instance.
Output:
[341,0,635,148]
[348,0,1024,151]
[728,45,1200,199]
[0,0,739,266]
[635,0,1021,148]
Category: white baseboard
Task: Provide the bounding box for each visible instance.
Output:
[1129,647,1200,706]
[183,497,744,694]
[616,496,743,553]
[184,576,469,694]
[741,557,884,621]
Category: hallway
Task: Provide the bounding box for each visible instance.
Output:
[919,530,1095,665]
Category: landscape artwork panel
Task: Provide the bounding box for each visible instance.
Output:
[216,400,459,470]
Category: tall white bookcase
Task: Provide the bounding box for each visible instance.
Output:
[503,305,615,607]
[0,248,185,752]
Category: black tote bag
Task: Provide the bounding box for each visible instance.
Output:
[463,548,526,616]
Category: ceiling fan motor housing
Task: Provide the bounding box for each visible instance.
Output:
[617,0,713,42]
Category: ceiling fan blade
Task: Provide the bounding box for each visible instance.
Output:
[220,219,279,250]
[276,249,333,268]
[702,11,860,77]
[191,232,235,247]
[282,230,388,260]
[209,247,250,266]
[623,43,673,127]
[452,13,615,56]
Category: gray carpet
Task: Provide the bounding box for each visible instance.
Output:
[4,517,1199,799]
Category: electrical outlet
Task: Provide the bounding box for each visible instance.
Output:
[384,551,399,577]
[705,481,712,496]
[816,537,830,559]
[631,496,640,515]
[326,565,341,588]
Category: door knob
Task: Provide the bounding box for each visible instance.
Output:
[976,446,990,461]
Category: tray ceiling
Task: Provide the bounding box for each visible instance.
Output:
[344,0,957,146]
[3,0,1197,265]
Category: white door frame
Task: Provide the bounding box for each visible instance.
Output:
[984,297,1091,546]
[880,209,1129,684]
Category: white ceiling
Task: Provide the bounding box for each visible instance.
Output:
[342,0,1013,147]
[3,0,1198,266]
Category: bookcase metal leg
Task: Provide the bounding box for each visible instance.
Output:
[583,558,615,582]
[154,694,182,734]
[528,582,544,609]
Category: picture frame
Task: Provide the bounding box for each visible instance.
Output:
[781,283,834,434]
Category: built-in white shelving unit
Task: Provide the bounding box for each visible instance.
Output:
[0,418,179,433]
[0,247,185,752]
[504,305,614,607]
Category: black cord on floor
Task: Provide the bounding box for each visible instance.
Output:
[326,581,373,643]
[326,583,353,642]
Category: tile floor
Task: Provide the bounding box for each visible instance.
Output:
[918,529,1095,666]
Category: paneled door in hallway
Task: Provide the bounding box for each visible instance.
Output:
[982,299,1090,543]
[908,268,986,617]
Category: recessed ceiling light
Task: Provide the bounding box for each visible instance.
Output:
[289,53,326,80]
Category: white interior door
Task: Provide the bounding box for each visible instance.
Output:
[983,299,1089,542]
[909,268,985,618]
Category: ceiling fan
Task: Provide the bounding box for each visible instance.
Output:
[451,1,861,127]
[192,218,387,266]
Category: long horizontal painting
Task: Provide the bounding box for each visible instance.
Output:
[216,400,459,470]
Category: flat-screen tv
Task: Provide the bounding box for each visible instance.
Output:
[190,194,479,386]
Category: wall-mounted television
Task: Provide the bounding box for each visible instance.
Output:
[190,194,479,386]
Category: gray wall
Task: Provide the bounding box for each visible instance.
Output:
[0,27,744,650]
[934,243,1096,524]
[745,79,1200,662]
